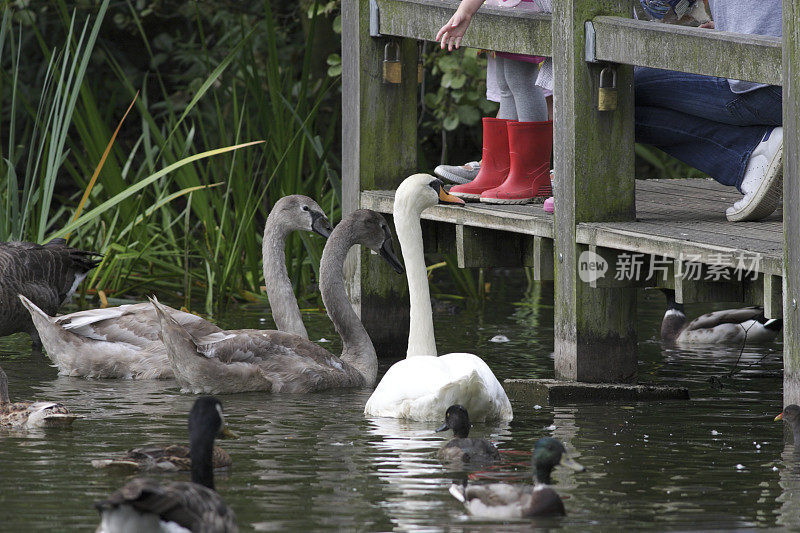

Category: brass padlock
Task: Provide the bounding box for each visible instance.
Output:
[383,42,402,84]
[598,66,618,111]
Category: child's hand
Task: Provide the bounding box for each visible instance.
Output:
[435,9,473,51]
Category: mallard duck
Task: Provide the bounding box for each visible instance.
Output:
[364,175,513,422]
[436,404,500,464]
[659,288,782,344]
[151,209,404,394]
[448,437,584,518]
[775,404,800,446]
[0,239,99,347]
[0,365,77,428]
[95,396,237,533]
[18,195,332,379]
[92,444,231,473]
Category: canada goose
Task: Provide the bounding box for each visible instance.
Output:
[0,365,78,428]
[151,209,404,394]
[364,175,513,422]
[92,444,231,473]
[659,288,782,344]
[18,196,332,379]
[448,437,584,518]
[95,396,237,532]
[0,239,99,346]
[775,404,800,447]
[435,404,500,464]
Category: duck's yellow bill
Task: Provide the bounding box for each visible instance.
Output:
[439,187,465,205]
[560,454,585,472]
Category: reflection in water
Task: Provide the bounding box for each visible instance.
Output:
[0,282,791,531]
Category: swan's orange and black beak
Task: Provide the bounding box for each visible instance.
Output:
[775,411,784,421]
[429,179,465,206]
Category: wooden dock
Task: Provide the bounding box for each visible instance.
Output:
[342,0,800,404]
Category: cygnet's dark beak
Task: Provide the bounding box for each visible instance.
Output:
[311,212,333,238]
[378,228,404,274]
[435,422,449,433]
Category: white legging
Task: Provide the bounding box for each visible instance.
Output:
[495,56,548,122]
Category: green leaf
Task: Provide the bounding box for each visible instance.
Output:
[443,114,459,131]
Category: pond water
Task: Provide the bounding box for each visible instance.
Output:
[0,276,796,531]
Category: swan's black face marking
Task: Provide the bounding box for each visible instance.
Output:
[379,224,405,274]
[428,178,465,206]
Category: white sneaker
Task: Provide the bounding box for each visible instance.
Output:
[726,126,783,222]
[434,161,481,184]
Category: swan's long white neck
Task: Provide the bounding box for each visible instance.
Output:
[262,214,308,339]
[394,195,437,357]
[319,221,378,385]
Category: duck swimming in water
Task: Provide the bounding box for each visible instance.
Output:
[95,397,238,533]
[449,437,584,518]
[435,404,500,464]
[659,288,782,345]
[0,365,78,428]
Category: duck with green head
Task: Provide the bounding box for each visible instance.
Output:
[448,437,584,518]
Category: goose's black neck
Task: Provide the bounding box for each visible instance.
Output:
[189,410,218,490]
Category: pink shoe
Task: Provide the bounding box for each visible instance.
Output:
[543,196,554,213]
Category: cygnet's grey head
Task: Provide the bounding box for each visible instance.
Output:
[395,174,464,214]
[345,209,404,274]
[271,195,332,238]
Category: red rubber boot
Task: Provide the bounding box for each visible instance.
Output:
[449,117,512,201]
[480,120,553,204]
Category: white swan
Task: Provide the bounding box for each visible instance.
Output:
[19,195,332,379]
[364,174,513,422]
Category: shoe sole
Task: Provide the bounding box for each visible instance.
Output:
[726,145,783,222]
[450,191,483,201]
[479,197,536,205]
[434,167,476,185]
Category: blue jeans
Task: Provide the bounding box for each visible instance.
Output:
[635,67,783,189]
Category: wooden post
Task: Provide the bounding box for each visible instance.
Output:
[552,0,637,382]
[342,0,418,356]
[783,0,800,406]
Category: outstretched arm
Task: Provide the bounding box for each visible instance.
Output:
[435,0,485,51]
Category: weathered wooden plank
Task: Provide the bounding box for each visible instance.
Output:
[360,190,555,238]
[530,236,554,281]
[456,225,533,268]
[376,0,551,55]
[342,0,418,357]
[764,274,783,319]
[592,16,782,85]
[783,0,800,406]
[577,223,783,276]
[553,0,637,383]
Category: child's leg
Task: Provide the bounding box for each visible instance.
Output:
[495,57,518,121]
[502,58,548,122]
